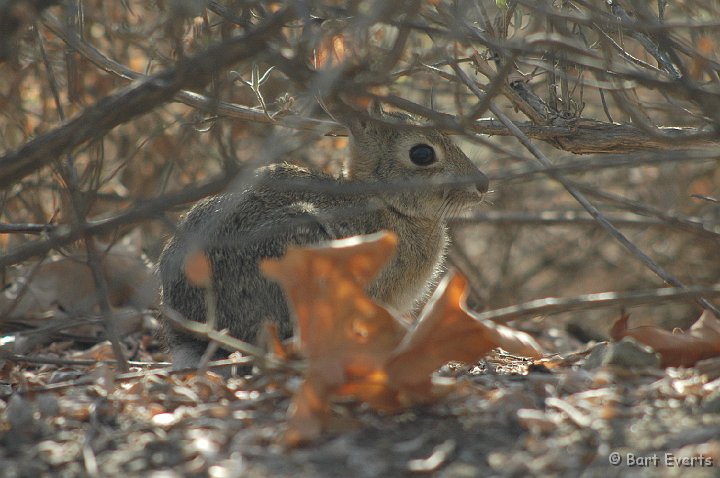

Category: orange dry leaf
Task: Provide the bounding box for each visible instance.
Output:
[261,231,543,445]
[263,322,289,360]
[70,341,117,361]
[284,379,329,446]
[261,231,407,361]
[0,241,157,341]
[261,232,408,442]
[386,272,543,398]
[610,310,720,368]
[184,251,212,288]
[690,36,714,80]
[314,33,349,69]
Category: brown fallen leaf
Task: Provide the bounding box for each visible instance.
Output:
[689,36,714,80]
[261,232,407,361]
[385,272,543,400]
[262,322,289,360]
[315,32,348,69]
[261,232,543,445]
[0,235,159,332]
[183,251,212,288]
[261,232,408,442]
[70,341,117,362]
[610,310,720,368]
[284,376,330,447]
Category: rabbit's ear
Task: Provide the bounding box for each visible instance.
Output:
[316,95,342,123]
[317,95,381,137]
[367,99,384,119]
[317,96,354,129]
[344,100,391,140]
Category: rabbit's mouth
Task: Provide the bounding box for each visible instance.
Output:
[448,186,486,206]
[427,187,484,219]
[380,183,485,220]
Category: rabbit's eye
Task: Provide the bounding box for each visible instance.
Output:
[409,144,436,166]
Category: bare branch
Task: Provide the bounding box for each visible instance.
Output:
[0,9,291,189]
[451,61,720,316]
[39,13,720,157]
[0,223,53,234]
[0,173,233,269]
[452,210,717,232]
[475,284,720,324]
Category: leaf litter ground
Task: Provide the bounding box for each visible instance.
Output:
[2,233,720,477]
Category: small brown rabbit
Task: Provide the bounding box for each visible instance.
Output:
[159,104,489,368]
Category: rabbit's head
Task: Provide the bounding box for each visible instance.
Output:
[343,103,489,220]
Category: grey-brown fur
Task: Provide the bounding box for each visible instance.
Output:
[159,107,489,368]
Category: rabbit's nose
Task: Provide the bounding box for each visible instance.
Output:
[476,172,489,194]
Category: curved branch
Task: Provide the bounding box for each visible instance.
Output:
[37,13,720,163]
[0,9,291,189]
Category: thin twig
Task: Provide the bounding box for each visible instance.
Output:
[162,306,276,362]
[450,61,720,317]
[8,357,255,395]
[0,349,168,367]
[37,14,720,157]
[0,173,234,269]
[0,223,55,234]
[473,284,720,324]
[451,210,717,231]
[0,9,292,188]
[36,18,130,372]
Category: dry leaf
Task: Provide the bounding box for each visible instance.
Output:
[262,232,543,445]
[261,231,407,362]
[0,237,159,330]
[386,272,543,396]
[70,341,117,362]
[184,251,212,288]
[690,36,714,80]
[262,232,408,442]
[284,379,329,447]
[610,311,720,368]
[262,322,288,360]
[314,33,349,69]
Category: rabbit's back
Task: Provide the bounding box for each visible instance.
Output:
[159,164,428,366]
